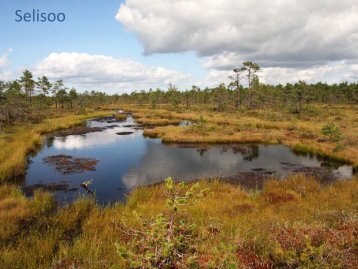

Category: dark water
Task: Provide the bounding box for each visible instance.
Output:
[22,116,353,204]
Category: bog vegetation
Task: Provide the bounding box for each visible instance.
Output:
[0,62,357,268]
[0,176,357,268]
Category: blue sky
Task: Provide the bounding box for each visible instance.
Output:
[0,0,357,92]
[0,1,201,73]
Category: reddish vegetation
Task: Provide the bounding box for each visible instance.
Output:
[43,155,99,174]
[263,191,297,204]
[284,131,297,138]
[236,249,272,269]
[224,203,256,216]
[235,221,358,268]
[272,221,358,268]
[54,259,83,269]
[197,254,212,268]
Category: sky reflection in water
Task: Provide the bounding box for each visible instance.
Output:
[23,116,353,204]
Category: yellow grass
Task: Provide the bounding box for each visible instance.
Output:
[0,110,110,182]
[136,117,181,126]
[0,175,357,268]
[114,113,128,121]
[0,104,357,268]
[124,104,358,167]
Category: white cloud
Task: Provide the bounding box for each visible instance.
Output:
[0,49,15,81]
[32,52,190,91]
[0,49,12,69]
[259,61,358,85]
[198,70,231,88]
[203,60,358,87]
[116,0,358,69]
[1,51,356,89]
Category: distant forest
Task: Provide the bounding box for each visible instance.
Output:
[0,62,357,128]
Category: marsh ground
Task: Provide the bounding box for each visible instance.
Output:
[0,105,357,268]
[124,104,358,168]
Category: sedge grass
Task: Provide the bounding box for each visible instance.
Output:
[0,110,110,182]
[0,104,357,267]
[0,175,357,268]
[126,104,358,167]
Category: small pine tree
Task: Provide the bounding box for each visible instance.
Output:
[116,177,209,268]
[321,123,342,142]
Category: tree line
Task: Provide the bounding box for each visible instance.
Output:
[0,69,114,131]
[120,62,357,112]
[0,63,357,130]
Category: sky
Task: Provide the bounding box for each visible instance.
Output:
[0,0,358,93]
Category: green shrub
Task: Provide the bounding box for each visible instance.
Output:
[186,116,210,136]
[321,123,342,142]
[115,177,209,268]
[273,235,341,268]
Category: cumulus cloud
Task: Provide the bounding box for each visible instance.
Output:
[201,60,358,87]
[0,49,12,69]
[197,70,231,88]
[32,52,190,90]
[116,0,358,69]
[259,60,358,84]
[0,49,16,81]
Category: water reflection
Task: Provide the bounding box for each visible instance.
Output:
[121,143,343,189]
[52,129,140,150]
[22,116,354,204]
